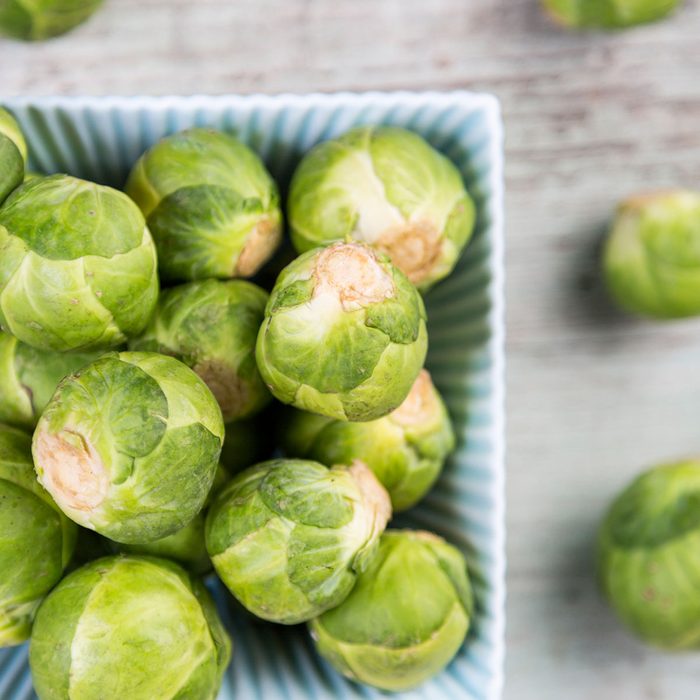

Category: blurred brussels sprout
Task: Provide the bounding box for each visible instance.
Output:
[70,526,111,569]
[209,463,230,503]
[0,107,26,203]
[0,423,76,646]
[256,242,428,422]
[32,352,224,544]
[288,126,475,290]
[114,513,211,575]
[130,279,270,422]
[0,330,103,429]
[29,555,231,700]
[281,370,454,511]
[125,128,282,282]
[0,0,103,41]
[542,0,680,28]
[310,530,472,691]
[219,417,267,474]
[206,458,391,624]
[0,174,159,352]
[603,191,700,318]
[598,459,700,648]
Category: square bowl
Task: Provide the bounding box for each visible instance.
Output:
[0,91,505,700]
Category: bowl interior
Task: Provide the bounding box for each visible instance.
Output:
[0,92,504,700]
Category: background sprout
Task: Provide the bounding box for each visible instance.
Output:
[281,370,455,511]
[206,458,391,624]
[256,242,428,422]
[114,513,211,575]
[0,423,76,646]
[110,464,228,576]
[0,0,103,41]
[70,527,111,569]
[288,126,475,290]
[598,459,700,649]
[0,330,102,430]
[219,417,267,474]
[33,352,225,544]
[29,556,231,700]
[130,279,271,422]
[0,107,26,203]
[542,0,680,28]
[310,530,473,691]
[0,174,159,352]
[125,128,282,282]
[603,191,700,318]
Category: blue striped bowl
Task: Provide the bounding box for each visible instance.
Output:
[0,92,505,700]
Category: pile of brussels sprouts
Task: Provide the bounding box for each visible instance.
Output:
[0,107,479,696]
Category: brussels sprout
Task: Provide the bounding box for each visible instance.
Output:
[288,126,475,290]
[29,555,231,700]
[0,0,103,40]
[598,459,700,648]
[603,191,700,318]
[130,279,270,422]
[125,128,282,282]
[0,107,26,203]
[0,174,159,352]
[542,0,680,28]
[0,423,76,646]
[115,513,211,575]
[310,530,472,691]
[32,351,224,544]
[70,526,111,569]
[219,417,266,474]
[256,242,428,422]
[206,458,391,624]
[0,330,103,429]
[281,370,454,511]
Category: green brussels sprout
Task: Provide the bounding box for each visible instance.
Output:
[256,241,428,422]
[0,423,76,646]
[114,513,211,575]
[29,555,231,700]
[310,530,473,691]
[0,107,26,203]
[206,458,391,624]
[603,191,700,318]
[281,369,454,511]
[130,279,270,422]
[32,351,224,544]
[0,174,159,352]
[0,0,103,41]
[0,330,103,429]
[219,417,266,474]
[288,126,475,290]
[125,128,282,282]
[598,459,700,648]
[542,0,680,28]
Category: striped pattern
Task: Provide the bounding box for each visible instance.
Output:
[0,92,505,700]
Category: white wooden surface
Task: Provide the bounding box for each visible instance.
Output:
[4,1,700,697]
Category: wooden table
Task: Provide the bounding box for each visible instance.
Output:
[4,1,700,696]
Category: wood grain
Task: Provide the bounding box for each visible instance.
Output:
[4,1,700,697]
